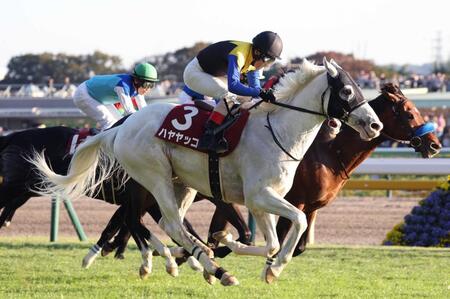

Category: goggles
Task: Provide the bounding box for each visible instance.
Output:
[261,55,275,63]
[141,81,156,89]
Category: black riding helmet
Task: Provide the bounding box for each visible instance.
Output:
[252,31,283,60]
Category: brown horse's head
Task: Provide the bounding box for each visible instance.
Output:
[373,83,441,158]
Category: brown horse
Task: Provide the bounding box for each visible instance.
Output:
[212,83,441,256]
[283,83,441,255]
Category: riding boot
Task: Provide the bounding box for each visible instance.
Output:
[197,120,228,153]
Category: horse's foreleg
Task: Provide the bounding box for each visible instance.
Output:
[213,209,279,257]
[306,210,317,245]
[155,187,237,286]
[246,187,307,283]
[208,198,251,246]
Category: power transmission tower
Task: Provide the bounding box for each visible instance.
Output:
[431,31,443,72]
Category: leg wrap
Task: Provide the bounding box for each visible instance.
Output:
[214,267,226,279]
[191,245,203,261]
[266,257,274,266]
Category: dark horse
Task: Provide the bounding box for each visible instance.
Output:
[86,83,442,264]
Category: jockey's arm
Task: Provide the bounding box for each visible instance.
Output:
[114,86,137,115]
[134,94,147,110]
[227,55,261,97]
[246,70,261,89]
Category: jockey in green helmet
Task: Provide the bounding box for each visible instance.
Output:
[73,62,158,130]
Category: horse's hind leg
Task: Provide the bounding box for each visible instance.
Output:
[110,225,131,259]
[82,205,126,268]
[0,194,30,228]
[135,171,237,285]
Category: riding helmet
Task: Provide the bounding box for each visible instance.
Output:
[132,62,159,82]
[252,31,283,59]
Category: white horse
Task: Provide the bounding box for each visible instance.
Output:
[31,58,382,286]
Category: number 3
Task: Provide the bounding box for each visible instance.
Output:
[171,106,199,131]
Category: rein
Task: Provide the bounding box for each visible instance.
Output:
[262,87,330,161]
[265,113,301,161]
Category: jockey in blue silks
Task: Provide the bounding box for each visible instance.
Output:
[183,31,283,153]
[73,62,159,130]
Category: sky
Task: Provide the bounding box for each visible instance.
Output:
[1,0,449,79]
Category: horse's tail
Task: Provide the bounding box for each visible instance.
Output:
[29,126,120,199]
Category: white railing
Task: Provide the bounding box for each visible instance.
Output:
[354,158,449,175]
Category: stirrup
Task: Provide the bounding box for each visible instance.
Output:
[197,130,228,153]
[214,137,228,153]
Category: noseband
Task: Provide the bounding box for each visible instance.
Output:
[380,99,435,150]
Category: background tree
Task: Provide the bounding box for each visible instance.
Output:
[1,51,126,84]
[140,42,210,82]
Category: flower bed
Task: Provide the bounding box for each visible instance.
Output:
[383,178,450,247]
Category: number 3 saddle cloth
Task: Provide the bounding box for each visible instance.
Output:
[155,104,249,157]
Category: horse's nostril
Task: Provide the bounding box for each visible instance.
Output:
[370,122,382,131]
[328,119,339,128]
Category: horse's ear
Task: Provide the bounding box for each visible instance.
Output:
[323,57,338,78]
[330,59,342,70]
[385,91,401,103]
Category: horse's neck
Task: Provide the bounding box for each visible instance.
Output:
[271,75,327,156]
[329,128,384,177]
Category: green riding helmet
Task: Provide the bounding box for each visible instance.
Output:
[132,62,159,82]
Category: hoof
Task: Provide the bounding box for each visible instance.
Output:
[203,269,216,285]
[139,265,151,280]
[220,272,239,286]
[101,245,113,257]
[4,221,11,228]
[262,266,277,284]
[114,253,125,260]
[166,265,179,277]
[187,256,203,272]
[212,231,232,243]
[82,255,95,269]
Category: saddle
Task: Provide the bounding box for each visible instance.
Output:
[155,103,249,157]
[156,101,250,201]
[67,128,98,155]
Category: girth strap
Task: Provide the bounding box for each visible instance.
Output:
[208,152,222,201]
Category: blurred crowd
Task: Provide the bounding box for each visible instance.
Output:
[0,72,449,148]
[0,77,182,99]
[1,70,449,99]
[356,71,448,92]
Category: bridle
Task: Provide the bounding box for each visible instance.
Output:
[379,98,435,150]
[334,96,436,179]
[263,73,368,161]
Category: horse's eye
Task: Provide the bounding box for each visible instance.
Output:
[407,113,414,120]
[339,85,354,101]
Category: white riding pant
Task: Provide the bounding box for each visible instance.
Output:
[177,90,217,107]
[183,58,251,117]
[73,82,121,130]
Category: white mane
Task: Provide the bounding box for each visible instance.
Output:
[273,59,325,101]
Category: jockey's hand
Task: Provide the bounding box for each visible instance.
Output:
[259,89,276,103]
